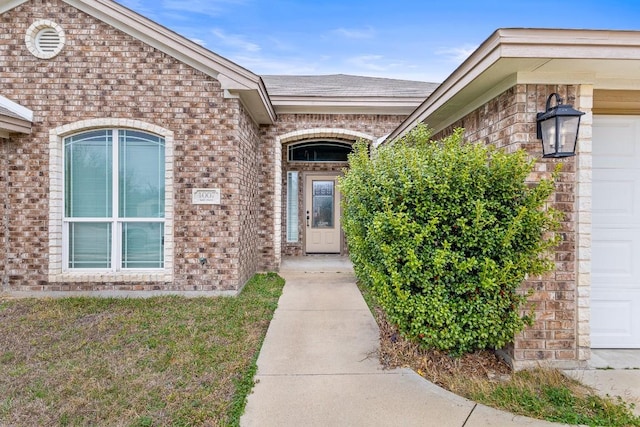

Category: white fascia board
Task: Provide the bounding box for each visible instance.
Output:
[385,28,640,144]
[0,116,32,134]
[0,95,33,122]
[270,95,427,105]
[273,105,418,115]
[0,0,27,14]
[385,32,504,142]
[269,96,426,115]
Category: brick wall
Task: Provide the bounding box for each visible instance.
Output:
[237,105,262,288]
[433,84,585,368]
[257,123,281,270]
[260,114,406,258]
[0,0,259,292]
[0,137,15,291]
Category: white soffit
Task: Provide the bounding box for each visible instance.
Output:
[269,96,428,115]
[387,28,640,142]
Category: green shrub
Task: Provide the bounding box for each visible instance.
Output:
[339,125,561,355]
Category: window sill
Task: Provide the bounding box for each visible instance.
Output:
[48,271,172,283]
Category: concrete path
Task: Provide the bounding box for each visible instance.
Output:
[241,256,565,426]
[564,349,640,417]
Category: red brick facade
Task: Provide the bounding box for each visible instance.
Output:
[1,1,587,367]
[433,84,583,368]
[1,0,261,292]
[263,114,405,257]
[0,0,407,292]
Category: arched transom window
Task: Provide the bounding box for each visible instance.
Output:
[288,140,354,162]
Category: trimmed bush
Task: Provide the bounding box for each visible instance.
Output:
[339,125,561,355]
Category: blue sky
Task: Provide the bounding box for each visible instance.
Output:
[116,0,640,83]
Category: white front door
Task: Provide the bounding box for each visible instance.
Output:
[592,115,640,348]
[305,175,341,253]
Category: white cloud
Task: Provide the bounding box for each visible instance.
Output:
[233,55,320,75]
[116,0,158,18]
[331,26,375,39]
[265,36,296,53]
[346,54,404,72]
[161,0,247,17]
[343,54,450,82]
[212,29,260,53]
[117,0,144,9]
[435,44,477,63]
[190,38,207,47]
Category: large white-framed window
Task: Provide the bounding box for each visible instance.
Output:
[49,119,174,282]
[64,129,165,270]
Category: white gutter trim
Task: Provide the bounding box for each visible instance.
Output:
[0,95,33,122]
[0,0,26,14]
[385,28,640,144]
[384,30,503,143]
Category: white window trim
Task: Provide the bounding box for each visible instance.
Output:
[278,128,374,145]
[49,119,174,283]
[287,139,354,163]
[286,171,299,242]
[25,19,66,60]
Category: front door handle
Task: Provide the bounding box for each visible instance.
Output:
[306,210,310,227]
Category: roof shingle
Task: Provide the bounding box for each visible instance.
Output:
[262,74,438,98]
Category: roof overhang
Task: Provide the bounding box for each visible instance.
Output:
[0,0,276,124]
[268,95,427,115]
[0,95,33,138]
[386,28,640,142]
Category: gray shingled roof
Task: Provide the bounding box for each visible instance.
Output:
[262,74,438,98]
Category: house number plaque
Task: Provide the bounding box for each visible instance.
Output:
[192,188,221,205]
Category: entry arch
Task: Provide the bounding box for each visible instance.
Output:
[277,128,375,256]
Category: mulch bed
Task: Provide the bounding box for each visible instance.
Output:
[373,306,512,387]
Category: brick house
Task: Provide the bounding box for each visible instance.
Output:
[1,0,639,369]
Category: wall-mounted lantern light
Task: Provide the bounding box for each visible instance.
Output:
[536,93,585,158]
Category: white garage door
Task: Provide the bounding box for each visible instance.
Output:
[592,115,640,348]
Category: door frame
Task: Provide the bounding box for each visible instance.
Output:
[303,172,343,255]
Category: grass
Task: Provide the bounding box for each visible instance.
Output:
[457,367,640,427]
[0,272,284,427]
[357,280,640,427]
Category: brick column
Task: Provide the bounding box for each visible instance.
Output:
[575,84,593,365]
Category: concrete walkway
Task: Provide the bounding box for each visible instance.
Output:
[241,256,566,426]
[564,349,640,418]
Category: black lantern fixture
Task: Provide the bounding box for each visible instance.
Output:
[536,93,585,158]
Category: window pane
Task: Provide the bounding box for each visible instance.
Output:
[312,181,334,228]
[65,130,112,217]
[119,130,165,218]
[68,222,112,268]
[286,171,299,242]
[289,141,353,162]
[122,222,164,269]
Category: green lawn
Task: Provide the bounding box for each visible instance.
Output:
[0,272,284,426]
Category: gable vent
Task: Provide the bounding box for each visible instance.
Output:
[36,28,62,53]
[25,20,66,59]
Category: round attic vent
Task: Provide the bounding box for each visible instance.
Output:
[25,20,66,59]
